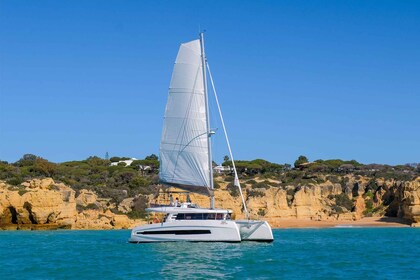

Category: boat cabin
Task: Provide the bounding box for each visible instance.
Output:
[147,202,233,223]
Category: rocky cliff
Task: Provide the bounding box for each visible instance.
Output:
[1,176,419,229]
[398,178,420,226]
[182,175,420,227]
[0,178,142,230]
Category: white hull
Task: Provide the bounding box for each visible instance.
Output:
[129,220,241,243]
[129,219,274,243]
[235,220,274,242]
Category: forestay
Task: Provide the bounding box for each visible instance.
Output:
[159,39,211,194]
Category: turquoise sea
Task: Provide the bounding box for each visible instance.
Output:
[0,228,419,279]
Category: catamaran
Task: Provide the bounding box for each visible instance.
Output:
[129,33,273,243]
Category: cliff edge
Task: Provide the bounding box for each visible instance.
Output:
[0,178,142,230]
[1,176,419,229]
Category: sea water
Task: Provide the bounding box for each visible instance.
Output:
[0,228,418,279]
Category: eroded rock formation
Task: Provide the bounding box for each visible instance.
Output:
[186,175,420,226]
[0,179,141,230]
[398,178,420,226]
[1,175,419,229]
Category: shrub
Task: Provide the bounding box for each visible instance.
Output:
[249,180,270,189]
[364,191,374,199]
[326,175,340,184]
[18,189,28,196]
[213,181,221,189]
[127,210,147,219]
[332,205,346,214]
[76,203,100,212]
[334,193,353,211]
[224,175,234,182]
[257,208,266,216]
[247,189,264,198]
[15,154,38,167]
[365,180,379,192]
[227,183,239,197]
[286,187,297,207]
[340,177,350,188]
[6,177,24,186]
[280,170,303,185]
[257,181,271,189]
[85,203,99,210]
[286,187,296,197]
[363,199,374,216]
[109,157,121,162]
[294,155,309,168]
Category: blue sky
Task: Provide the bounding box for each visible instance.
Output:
[0,0,419,165]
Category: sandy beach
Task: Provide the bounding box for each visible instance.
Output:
[269,217,412,229]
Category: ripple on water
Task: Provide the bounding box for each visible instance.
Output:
[0,228,419,279]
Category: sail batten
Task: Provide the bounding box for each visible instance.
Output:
[159,39,211,192]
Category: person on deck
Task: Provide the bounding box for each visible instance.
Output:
[169,194,174,206]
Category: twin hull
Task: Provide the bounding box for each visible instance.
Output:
[129,220,273,243]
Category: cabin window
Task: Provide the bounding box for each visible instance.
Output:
[175,213,227,220]
[176,213,206,220]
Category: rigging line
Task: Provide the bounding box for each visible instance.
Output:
[206,62,249,219]
[178,131,209,154]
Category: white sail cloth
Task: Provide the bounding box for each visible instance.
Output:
[159,39,210,192]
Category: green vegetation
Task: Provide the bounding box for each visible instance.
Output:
[294,155,309,168]
[76,203,100,212]
[222,159,289,175]
[363,199,374,216]
[127,195,148,219]
[0,153,418,220]
[330,193,353,212]
[109,157,131,162]
[226,182,239,197]
[219,155,409,185]
[248,180,271,189]
[286,187,296,207]
[247,189,265,198]
[18,188,28,196]
[364,190,374,199]
[213,180,221,189]
[0,154,159,205]
[257,208,266,216]
[224,175,234,182]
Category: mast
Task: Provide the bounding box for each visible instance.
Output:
[199,32,215,208]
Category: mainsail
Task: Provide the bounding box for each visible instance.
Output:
[159,39,211,195]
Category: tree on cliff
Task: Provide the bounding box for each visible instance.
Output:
[294,155,309,168]
[131,155,159,173]
[145,154,158,161]
[223,155,230,163]
[15,154,38,166]
[34,158,57,177]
